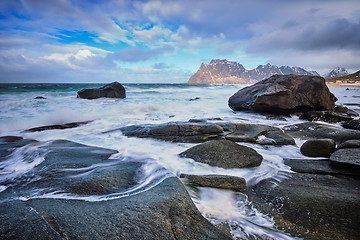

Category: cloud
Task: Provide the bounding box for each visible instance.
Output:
[108,45,174,62]
[153,62,171,69]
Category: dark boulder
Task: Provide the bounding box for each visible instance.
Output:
[229,75,336,115]
[180,173,246,191]
[219,123,295,145]
[23,121,92,132]
[284,122,360,144]
[300,138,336,157]
[247,173,360,240]
[0,137,230,240]
[77,82,126,99]
[179,139,263,169]
[34,96,46,99]
[299,110,353,123]
[118,122,224,143]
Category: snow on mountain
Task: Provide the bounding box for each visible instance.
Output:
[324,67,349,79]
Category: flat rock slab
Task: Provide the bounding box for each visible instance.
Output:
[23,121,92,132]
[219,123,295,145]
[0,137,229,240]
[179,139,263,169]
[180,173,246,192]
[247,173,360,240]
[284,122,360,144]
[284,158,360,176]
[119,122,224,143]
[329,148,360,166]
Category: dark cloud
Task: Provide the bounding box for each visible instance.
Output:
[108,45,174,62]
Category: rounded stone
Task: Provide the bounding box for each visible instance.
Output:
[300,138,336,157]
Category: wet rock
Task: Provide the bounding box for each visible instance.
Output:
[220,123,295,145]
[189,97,200,101]
[119,122,224,143]
[329,148,360,166]
[180,173,246,191]
[77,82,126,99]
[341,119,360,130]
[23,121,92,132]
[0,137,230,240]
[300,138,336,157]
[335,105,359,116]
[228,75,336,115]
[337,140,360,149]
[283,122,360,144]
[284,158,360,176]
[34,96,46,99]
[179,139,263,169]
[299,110,353,123]
[247,173,360,240]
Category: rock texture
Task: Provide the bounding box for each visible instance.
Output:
[283,122,360,144]
[180,174,246,192]
[247,173,360,240]
[330,148,360,166]
[118,122,224,143]
[187,59,318,84]
[77,82,126,99]
[228,75,337,115]
[179,139,263,169]
[300,139,336,157]
[0,136,230,240]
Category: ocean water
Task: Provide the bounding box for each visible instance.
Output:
[0,83,359,239]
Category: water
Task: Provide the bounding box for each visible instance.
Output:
[0,83,359,239]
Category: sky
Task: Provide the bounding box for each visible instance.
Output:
[0,0,359,83]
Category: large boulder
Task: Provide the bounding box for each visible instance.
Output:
[0,137,230,240]
[179,139,263,169]
[247,173,360,240]
[118,122,224,143]
[329,148,360,166]
[228,75,336,115]
[77,82,126,99]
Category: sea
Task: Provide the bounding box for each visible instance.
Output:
[0,83,359,239]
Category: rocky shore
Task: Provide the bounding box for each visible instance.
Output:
[1,76,360,239]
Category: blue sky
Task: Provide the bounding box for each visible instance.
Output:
[0,0,359,83]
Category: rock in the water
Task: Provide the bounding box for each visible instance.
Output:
[179,139,263,169]
[329,148,360,166]
[300,138,336,157]
[337,140,360,149]
[77,82,126,99]
[341,119,360,130]
[284,122,360,144]
[34,96,46,99]
[228,75,336,115]
[180,173,246,191]
[299,110,353,123]
[0,137,230,240]
[118,122,224,143]
[219,123,295,145]
[23,121,92,132]
[247,173,360,240]
[284,158,360,176]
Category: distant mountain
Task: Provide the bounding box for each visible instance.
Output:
[187,59,319,84]
[324,67,349,79]
[326,70,360,83]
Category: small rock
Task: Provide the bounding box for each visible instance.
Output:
[179,139,263,169]
[300,139,336,157]
[180,174,246,191]
[189,97,200,101]
[23,121,92,132]
[34,96,46,99]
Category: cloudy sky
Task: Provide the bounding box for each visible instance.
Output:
[1,0,359,83]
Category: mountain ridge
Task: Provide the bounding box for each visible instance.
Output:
[187,59,319,84]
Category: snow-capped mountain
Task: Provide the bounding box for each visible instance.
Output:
[324,67,349,79]
[187,59,319,84]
